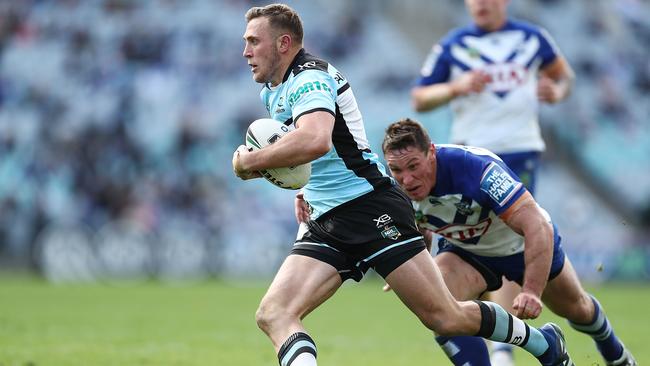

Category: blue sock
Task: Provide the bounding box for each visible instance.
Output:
[568,295,624,362]
[474,301,549,357]
[277,332,317,366]
[436,335,491,366]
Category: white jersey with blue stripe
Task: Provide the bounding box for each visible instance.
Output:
[414,144,541,256]
[418,20,562,153]
[261,49,393,219]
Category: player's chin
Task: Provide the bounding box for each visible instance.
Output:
[405,187,426,201]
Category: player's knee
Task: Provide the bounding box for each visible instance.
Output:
[565,292,596,324]
[255,299,295,333]
[255,301,279,332]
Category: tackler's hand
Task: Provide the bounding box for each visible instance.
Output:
[513,291,543,319]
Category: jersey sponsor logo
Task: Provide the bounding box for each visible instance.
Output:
[480,162,522,206]
[483,62,528,92]
[434,218,492,241]
[373,213,394,228]
[334,71,345,84]
[287,80,333,107]
[298,61,317,70]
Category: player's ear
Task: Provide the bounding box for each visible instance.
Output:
[277,34,291,53]
[428,143,436,156]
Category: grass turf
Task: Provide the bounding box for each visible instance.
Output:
[0,275,647,365]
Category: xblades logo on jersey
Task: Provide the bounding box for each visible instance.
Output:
[298,61,316,70]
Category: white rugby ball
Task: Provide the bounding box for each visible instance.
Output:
[245,118,311,190]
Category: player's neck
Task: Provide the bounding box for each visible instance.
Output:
[480,17,507,32]
[270,47,302,87]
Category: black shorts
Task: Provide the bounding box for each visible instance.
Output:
[293,186,426,282]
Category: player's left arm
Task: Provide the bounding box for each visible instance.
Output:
[499,191,554,319]
[537,56,575,104]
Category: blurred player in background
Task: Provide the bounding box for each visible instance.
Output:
[233,4,575,366]
[382,119,636,366]
[411,0,574,364]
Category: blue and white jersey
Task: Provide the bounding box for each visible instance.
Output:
[417,20,562,154]
[414,144,548,256]
[261,49,393,219]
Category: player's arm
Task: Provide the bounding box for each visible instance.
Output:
[499,191,554,319]
[234,111,334,177]
[411,70,491,112]
[537,55,575,104]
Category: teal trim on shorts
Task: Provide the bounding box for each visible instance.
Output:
[355,236,423,267]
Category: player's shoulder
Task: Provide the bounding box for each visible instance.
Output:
[437,144,502,165]
[288,49,330,79]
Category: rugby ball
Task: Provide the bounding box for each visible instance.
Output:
[245,118,311,190]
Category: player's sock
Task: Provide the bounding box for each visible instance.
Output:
[435,335,491,366]
[568,295,624,362]
[474,301,550,357]
[491,342,515,366]
[277,332,317,366]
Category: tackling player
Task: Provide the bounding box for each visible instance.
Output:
[232,4,575,366]
[382,118,636,366]
[411,0,574,363]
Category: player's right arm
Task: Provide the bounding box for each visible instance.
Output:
[412,71,490,112]
[410,39,491,112]
[235,111,333,174]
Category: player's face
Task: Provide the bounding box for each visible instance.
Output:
[243,17,282,85]
[465,0,509,31]
[385,145,437,201]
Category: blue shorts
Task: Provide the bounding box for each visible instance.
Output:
[436,223,565,292]
[498,151,540,196]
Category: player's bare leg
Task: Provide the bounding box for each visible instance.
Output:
[256,255,342,365]
[487,279,521,366]
[433,252,492,366]
[385,249,574,366]
[542,258,636,365]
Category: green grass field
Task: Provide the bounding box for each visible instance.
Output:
[0,276,648,365]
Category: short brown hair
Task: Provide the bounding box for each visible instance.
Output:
[382,118,432,154]
[245,4,304,45]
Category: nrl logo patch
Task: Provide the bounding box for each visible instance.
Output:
[381,226,401,240]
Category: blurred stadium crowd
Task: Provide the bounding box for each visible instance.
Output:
[0,0,648,282]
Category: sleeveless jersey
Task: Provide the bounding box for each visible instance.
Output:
[417,20,562,153]
[414,144,549,256]
[261,49,393,219]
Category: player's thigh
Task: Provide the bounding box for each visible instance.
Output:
[385,249,465,328]
[541,257,593,322]
[435,251,487,301]
[260,254,342,320]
